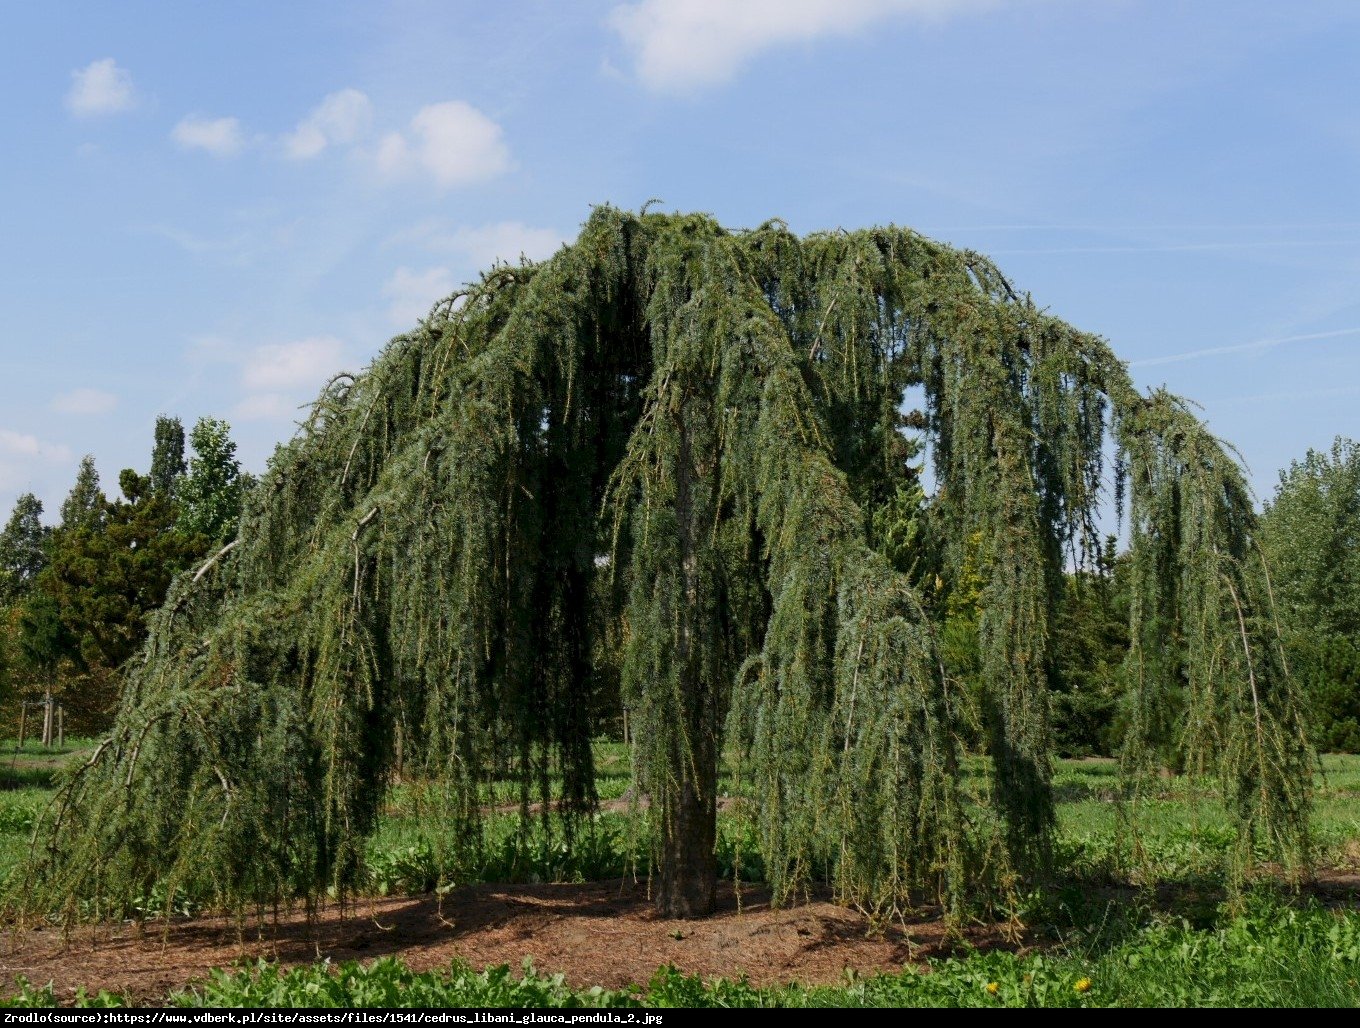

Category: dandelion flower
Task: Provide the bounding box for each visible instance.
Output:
[986,982,1000,995]
[1074,977,1092,994]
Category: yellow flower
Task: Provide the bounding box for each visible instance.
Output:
[1074,977,1092,994]
[986,982,1000,995]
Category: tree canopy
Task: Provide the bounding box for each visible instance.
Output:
[1260,436,1360,752]
[58,456,104,534]
[150,416,187,498]
[20,207,1312,921]
[0,493,49,609]
[2,421,242,735]
[38,470,205,675]
[177,417,245,543]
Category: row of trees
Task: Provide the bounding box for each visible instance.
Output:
[1259,437,1360,752]
[1032,435,1360,758]
[1042,434,1360,757]
[0,417,247,735]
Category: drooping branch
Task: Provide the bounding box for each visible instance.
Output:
[13,206,1312,923]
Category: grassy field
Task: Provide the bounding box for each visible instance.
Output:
[366,747,1360,896]
[1,740,1358,1006]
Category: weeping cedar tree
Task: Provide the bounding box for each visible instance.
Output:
[20,208,1311,921]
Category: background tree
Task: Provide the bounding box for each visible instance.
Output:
[177,417,243,542]
[1259,436,1360,752]
[13,591,74,739]
[23,208,1312,921]
[58,456,104,534]
[1050,539,1129,757]
[36,470,203,674]
[150,415,187,497]
[0,493,50,609]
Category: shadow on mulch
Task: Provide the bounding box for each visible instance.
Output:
[0,879,1007,1005]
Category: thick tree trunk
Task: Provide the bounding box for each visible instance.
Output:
[656,400,718,918]
[657,769,718,917]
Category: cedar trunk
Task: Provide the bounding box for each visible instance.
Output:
[657,763,718,917]
[655,399,718,917]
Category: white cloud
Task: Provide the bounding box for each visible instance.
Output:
[0,430,72,463]
[50,388,118,416]
[66,58,135,116]
[284,88,373,160]
[383,266,457,326]
[241,336,347,391]
[172,115,246,156]
[379,223,565,323]
[376,101,512,188]
[608,0,999,91]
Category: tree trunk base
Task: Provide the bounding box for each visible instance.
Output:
[655,781,717,918]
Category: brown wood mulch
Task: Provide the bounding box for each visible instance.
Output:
[0,879,1010,1005]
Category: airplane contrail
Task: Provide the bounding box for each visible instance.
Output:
[1130,327,1360,368]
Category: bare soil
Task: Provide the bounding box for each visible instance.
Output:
[0,880,1010,1005]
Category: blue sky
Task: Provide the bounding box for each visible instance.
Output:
[2,0,1358,522]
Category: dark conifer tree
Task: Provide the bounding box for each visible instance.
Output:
[58,456,103,533]
[0,493,50,608]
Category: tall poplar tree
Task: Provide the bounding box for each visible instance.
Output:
[24,209,1311,920]
[150,416,187,498]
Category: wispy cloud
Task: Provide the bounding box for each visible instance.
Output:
[1131,327,1360,368]
[375,101,512,188]
[66,58,135,116]
[383,266,457,326]
[141,224,254,258]
[230,337,350,422]
[608,0,999,92]
[284,89,373,160]
[172,115,246,156]
[442,222,566,267]
[51,388,118,416]
[922,222,1360,234]
[233,393,304,422]
[1213,384,1360,407]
